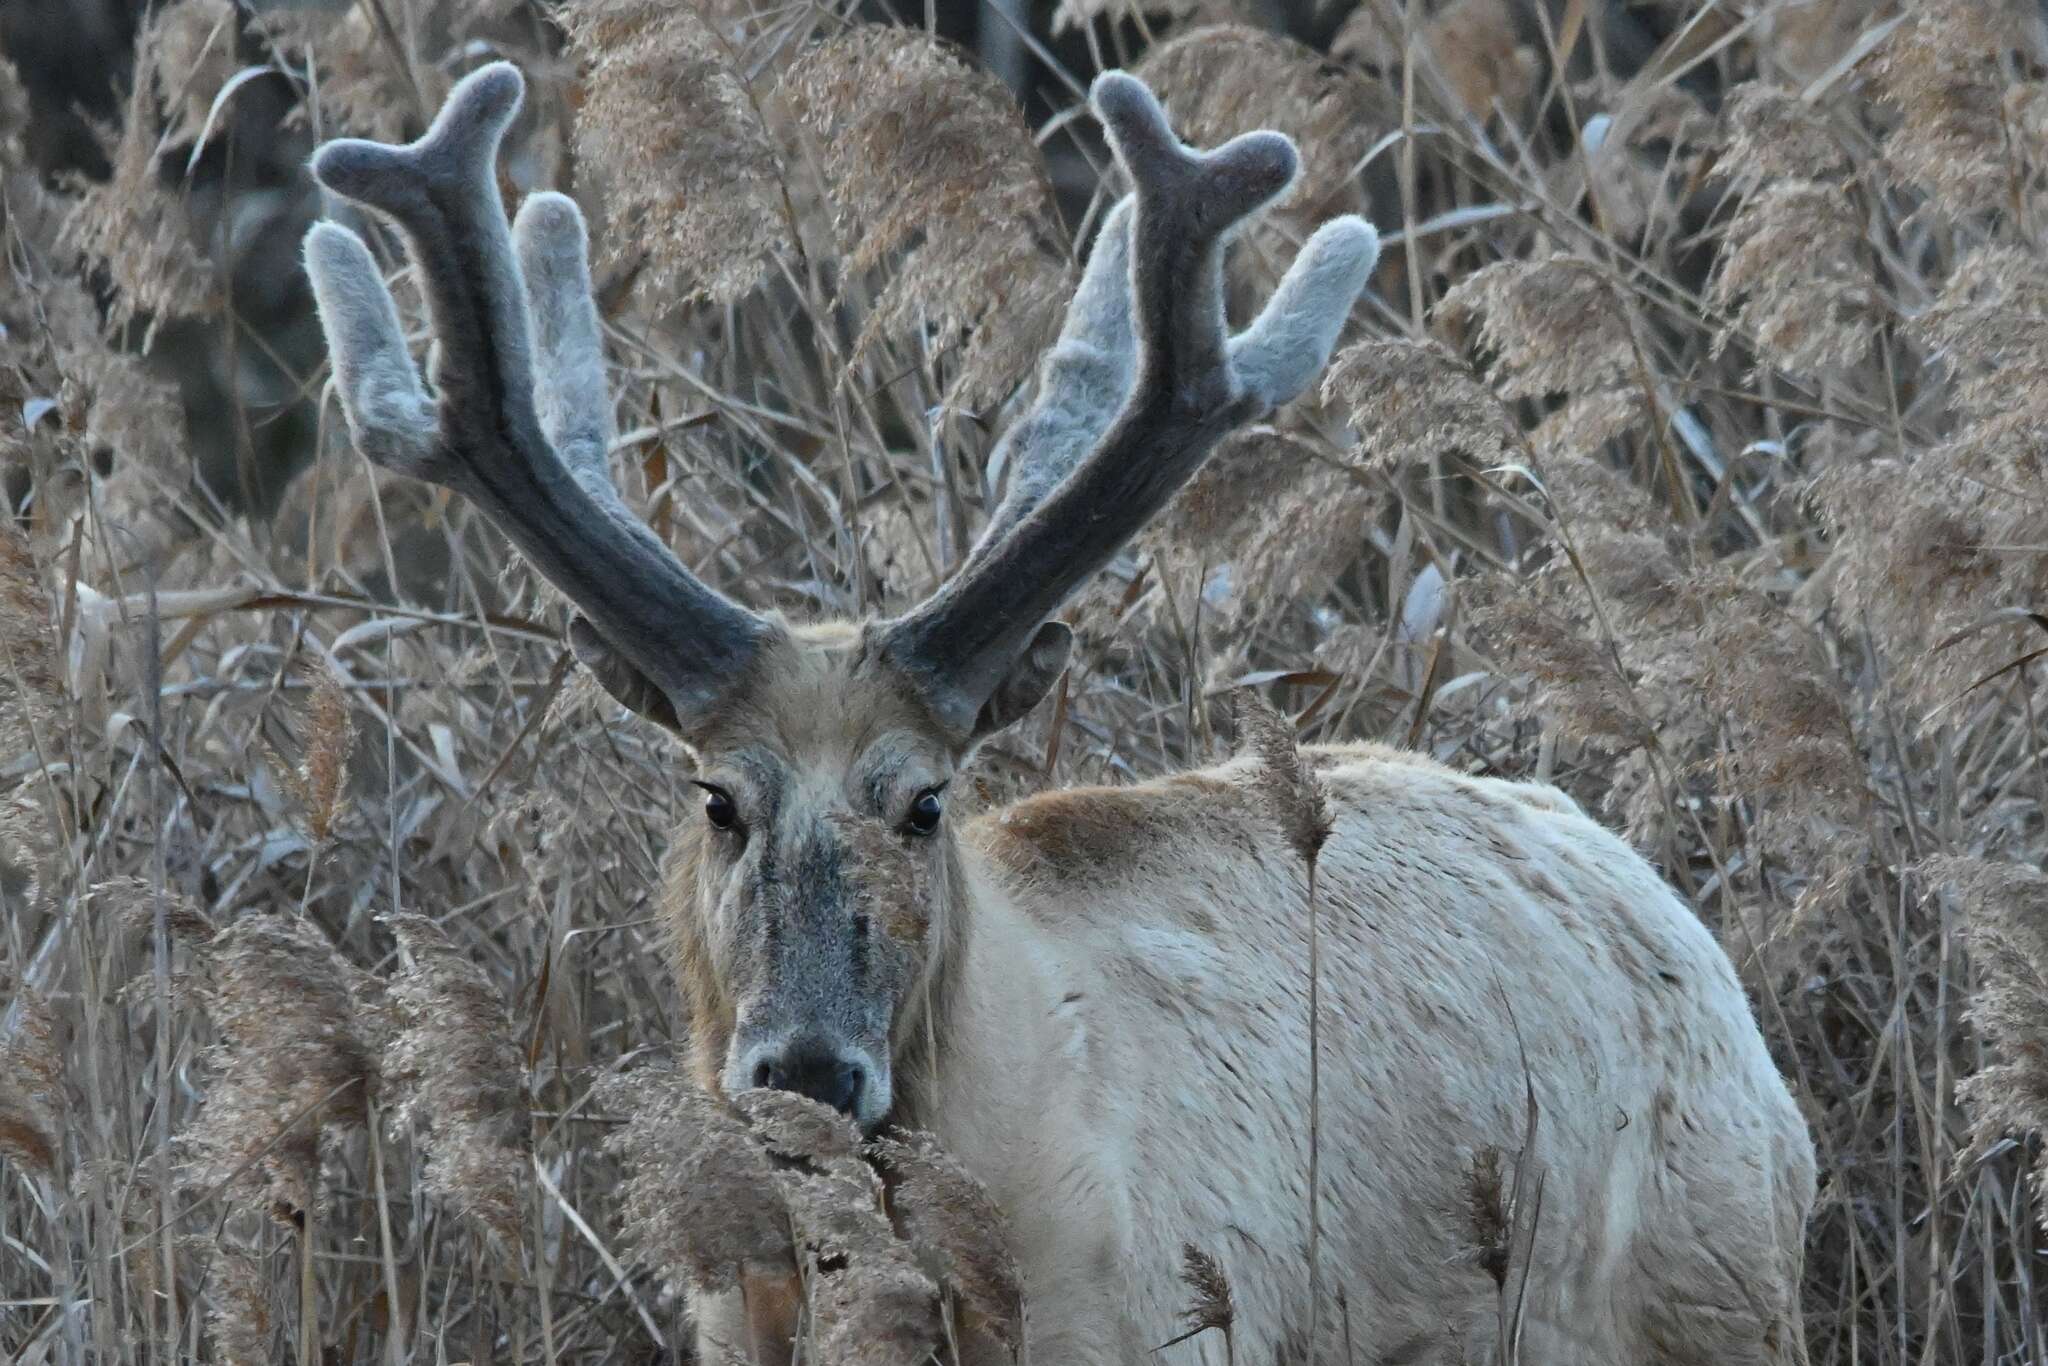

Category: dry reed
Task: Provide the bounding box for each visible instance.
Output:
[4,0,2048,1360]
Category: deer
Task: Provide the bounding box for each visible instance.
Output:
[302,60,1815,1366]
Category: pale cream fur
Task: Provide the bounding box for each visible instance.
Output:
[686,704,1814,1366]
[297,59,1811,1365]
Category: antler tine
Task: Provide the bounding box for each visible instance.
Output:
[1093,72,1296,396]
[304,63,770,732]
[514,193,617,497]
[881,73,1378,742]
[968,196,1137,562]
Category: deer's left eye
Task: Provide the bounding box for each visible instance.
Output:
[904,788,944,837]
[694,782,740,832]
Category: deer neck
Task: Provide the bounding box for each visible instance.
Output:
[887,843,1096,1156]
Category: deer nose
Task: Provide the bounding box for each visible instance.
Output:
[752,1042,864,1115]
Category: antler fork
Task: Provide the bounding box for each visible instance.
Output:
[303,64,771,733]
[879,73,1379,740]
[303,64,1373,748]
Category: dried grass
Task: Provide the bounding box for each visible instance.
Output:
[183,915,374,1223]
[596,1062,793,1294]
[1233,688,1331,866]
[5,0,2048,1360]
[780,27,1070,406]
[1323,338,1519,471]
[275,667,355,846]
[380,913,529,1252]
[1436,256,1636,403]
[205,1246,275,1366]
[1153,429,1382,608]
[1863,0,2034,217]
[0,985,61,1177]
[57,0,222,342]
[1708,178,1875,375]
[0,522,62,771]
[870,1131,1024,1353]
[1158,1243,1235,1358]
[1939,859,2048,1229]
[562,0,787,305]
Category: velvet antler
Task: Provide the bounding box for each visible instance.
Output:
[879,73,1377,741]
[304,64,772,733]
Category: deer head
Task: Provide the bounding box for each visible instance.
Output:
[304,62,1376,1130]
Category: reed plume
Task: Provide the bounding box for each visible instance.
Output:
[0,522,61,767]
[597,1062,794,1294]
[1864,0,2033,217]
[206,1245,275,1366]
[380,913,529,1252]
[871,1130,1025,1355]
[58,0,221,342]
[1155,1243,1236,1361]
[781,27,1069,406]
[275,668,354,846]
[183,916,374,1223]
[1436,256,1636,406]
[1938,858,2048,1231]
[1323,339,1519,473]
[776,1141,941,1366]
[1708,178,1873,376]
[0,984,61,1178]
[562,0,787,304]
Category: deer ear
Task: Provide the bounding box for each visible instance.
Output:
[568,615,682,733]
[969,620,1071,743]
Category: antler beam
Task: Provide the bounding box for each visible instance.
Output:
[880,72,1379,741]
[303,63,770,731]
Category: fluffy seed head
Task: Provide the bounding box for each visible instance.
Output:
[1709,179,1874,376]
[597,1062,794,1294]
[562,0,787,304]
[1436,255,1637,401]
[780,27,1069,406]
[0,986,62,1178]
[871,1130,1024,1354]
[183,915,375,1222]
[1176,1242,1236,1338]
[57,2,221,342]
[1935,858,2048,1232]
[381,914,530,1252]
[1232,688,1332,867]
[1323,339,1519,473]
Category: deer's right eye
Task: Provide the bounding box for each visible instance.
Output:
[697,785,739,831]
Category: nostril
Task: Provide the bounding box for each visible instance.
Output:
[754,1043,865,1116]
[819,1060,861,1116]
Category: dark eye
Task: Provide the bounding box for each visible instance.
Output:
[697,784,738,831]
[904,787,944,837]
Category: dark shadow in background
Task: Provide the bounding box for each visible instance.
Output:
[1,0,1691,525]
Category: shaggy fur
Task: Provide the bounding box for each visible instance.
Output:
[303,60,1812,1366]
[672,650,1815,1366]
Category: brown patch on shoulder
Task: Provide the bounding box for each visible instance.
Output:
[974,773,1253,884]
[978,788,1155,876]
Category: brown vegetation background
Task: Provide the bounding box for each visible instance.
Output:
[2,0,2047,1360]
